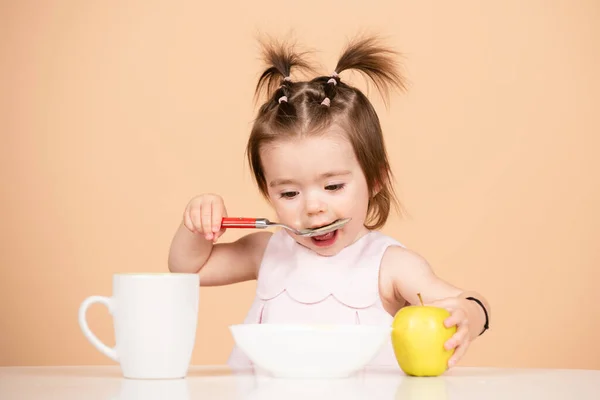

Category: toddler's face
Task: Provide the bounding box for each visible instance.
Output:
[260,126,371,256]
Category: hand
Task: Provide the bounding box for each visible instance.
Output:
[182,194,228,242]
[427,297,482,368]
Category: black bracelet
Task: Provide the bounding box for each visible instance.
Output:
[466,297,489,336]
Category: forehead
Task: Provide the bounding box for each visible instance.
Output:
[260,129,357,179]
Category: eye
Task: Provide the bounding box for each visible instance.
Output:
[280,191,299,199]
[325,183,345,191]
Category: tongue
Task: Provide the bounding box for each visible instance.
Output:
[313,231,334,241]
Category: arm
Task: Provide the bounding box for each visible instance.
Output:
[380,245,491,366]
[168,221,271,286]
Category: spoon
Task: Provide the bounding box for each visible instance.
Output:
[221,217,351,237]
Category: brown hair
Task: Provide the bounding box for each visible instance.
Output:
[246,35,406,230]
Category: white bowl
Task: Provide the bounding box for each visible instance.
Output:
[229,323,391,379]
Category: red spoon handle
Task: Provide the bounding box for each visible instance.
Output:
[221,217,259,228]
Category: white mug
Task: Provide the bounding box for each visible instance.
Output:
[79,273,199,379]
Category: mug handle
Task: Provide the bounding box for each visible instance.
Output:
[78,296,118,362]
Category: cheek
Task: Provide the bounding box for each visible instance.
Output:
[335,195,356,212]
[270,198,302,222]
[340,187,370,220]
[342,183,370,207]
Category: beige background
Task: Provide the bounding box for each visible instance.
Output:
[1,0,599,369]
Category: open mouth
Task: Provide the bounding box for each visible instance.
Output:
[310,229,339,247]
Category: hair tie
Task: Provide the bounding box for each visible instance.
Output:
[327,78,337,85]
[283,76,292,82]
[278,96,288,104]
[321,97,331,107]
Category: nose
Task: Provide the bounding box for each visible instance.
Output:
[304,192,327,216]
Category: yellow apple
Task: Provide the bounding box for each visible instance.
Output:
[391,293,456,377]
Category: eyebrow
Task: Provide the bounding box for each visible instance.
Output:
[269,170,352,188]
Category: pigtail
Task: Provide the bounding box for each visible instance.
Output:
[254,38,315,102]
[254,38,316,128]
[333,35,406,104]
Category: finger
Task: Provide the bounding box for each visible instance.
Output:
[183,208,195,233]
[448,338,470,368]
[211,198,223,233]
[200,199,214,240]
[444,308,468,328]
[190,205,202,233]
[426,298,458,312]
[445,321,469,350]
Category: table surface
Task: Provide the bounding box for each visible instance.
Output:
[1,365,599,400]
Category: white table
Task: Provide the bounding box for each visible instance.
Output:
[1,365,599,399]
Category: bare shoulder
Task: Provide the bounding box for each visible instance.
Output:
[378,244,435,312]
[380,245,433,275]
[379,243,462,306]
